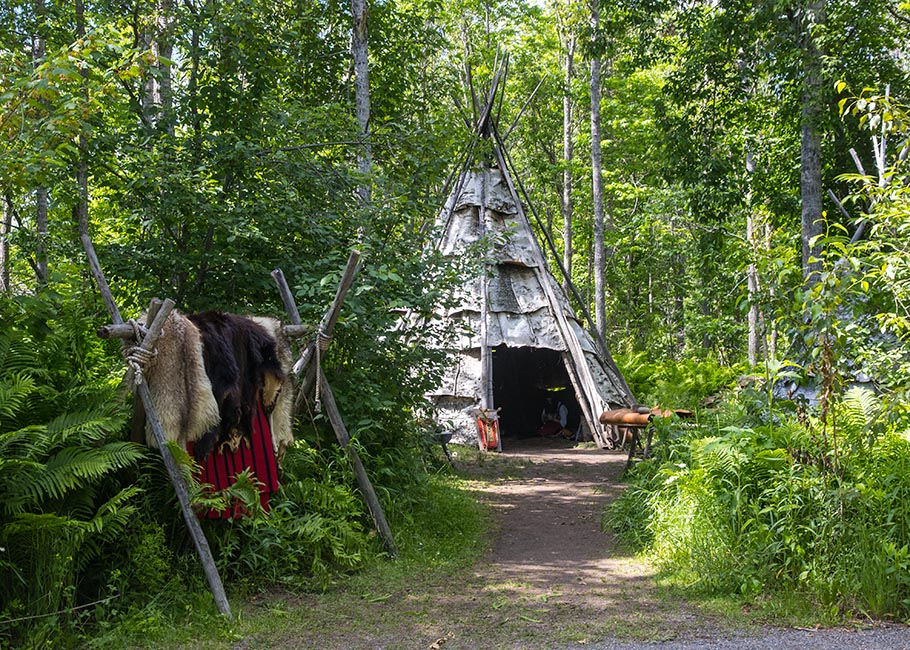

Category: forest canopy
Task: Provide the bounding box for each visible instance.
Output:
[2,0,910,644]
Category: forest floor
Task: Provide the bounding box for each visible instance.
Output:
[231,437,910,650]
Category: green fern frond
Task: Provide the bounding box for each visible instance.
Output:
[45,407,127,447]
[0,373,38,431]
[0,458,46,514]
[0,334,37,376]
[696,436,745,481]
[839,386,881,445]
[9,442,143,508]
[2,511,85,537]
[0,425,45,458]
[76,486,142,571]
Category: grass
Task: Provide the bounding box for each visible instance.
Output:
[80,441,862,650]
[89,470,492,649]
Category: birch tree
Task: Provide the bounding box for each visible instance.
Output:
[561,33,575,297]
[351,0,372,205]
[794,0,825,281]
[33,0,47,286]
[590,0,606,336]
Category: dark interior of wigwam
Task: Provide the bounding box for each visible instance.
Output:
[491,345,581,439]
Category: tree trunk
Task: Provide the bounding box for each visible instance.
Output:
[765,220,777,360]
[33,0,48,287]
[798,0,825,281]
[746,151,759,366]
[671,221,685,352]
[1,194,11,293]
[142,0,174,133]
[747,210,760,366]
[590,4,605,337]
[75,0,89,240]
[561,36,575,297]
[351,0,372,205]
[35,188,48,286]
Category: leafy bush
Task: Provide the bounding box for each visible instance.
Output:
[0,293,144,645]
[202,443,373,591]
[608,385,910,618]
[617,352,742,410]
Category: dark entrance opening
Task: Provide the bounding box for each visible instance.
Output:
[491,345,581,440]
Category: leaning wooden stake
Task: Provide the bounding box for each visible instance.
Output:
[81,234,233,619]
[271,253,398,557]
[318,368,399,557]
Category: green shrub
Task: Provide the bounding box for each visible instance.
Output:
[616,352,742,410]
[0,293,144,646]
[608,382,910,618]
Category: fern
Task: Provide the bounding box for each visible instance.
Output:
[0,333,36,376]
[0,312,146,628]
[837,386,882,447]
[0,372,37,430]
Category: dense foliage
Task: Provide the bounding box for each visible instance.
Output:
[610,112,910,616]
[1,0,910,644]
[610,386,910,618]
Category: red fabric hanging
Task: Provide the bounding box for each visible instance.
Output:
[188,401,281,519]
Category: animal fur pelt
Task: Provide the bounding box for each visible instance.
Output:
[187,311,286,462]
[250,316,295,458]
[141,310,221,450]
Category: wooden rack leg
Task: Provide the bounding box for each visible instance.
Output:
[81,235,232,619]
[271,260,398,558]
[318,369,398,557]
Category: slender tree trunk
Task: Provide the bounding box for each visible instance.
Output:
[1,194,11,293]
[75,0,89,240]
[798,0,825,281]
[33,0,48,286]
[35,188,48,286]
[561,36,575,297]
[746,152,759,366]
[184,1,202,159]
[747,212,760,366]
[142,0,174,133]
[351,0,372,204]
[765,220,778,359]
[671,221,685,352]
[590,2,605,337]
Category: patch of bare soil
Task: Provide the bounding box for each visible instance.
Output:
[434,437,724,646]
[254,437,729,650]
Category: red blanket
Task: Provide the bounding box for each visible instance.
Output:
[188,401,280,519]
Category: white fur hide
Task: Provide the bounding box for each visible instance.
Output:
[251,316,296,458]
[142,310,221,449]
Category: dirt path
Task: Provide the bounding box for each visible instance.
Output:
[442,437,720,645]
[249,437,910,649]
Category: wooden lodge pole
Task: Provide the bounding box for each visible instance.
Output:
[271,253,399,557]
[81,235,233,619]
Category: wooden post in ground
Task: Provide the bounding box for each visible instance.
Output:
[271,253,398,557]
[81,235,233,619]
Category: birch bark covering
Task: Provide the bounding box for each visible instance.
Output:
[428,168,632,446]
[351,0,372,204]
